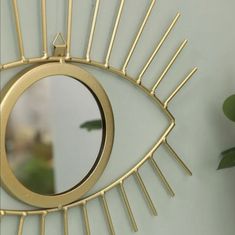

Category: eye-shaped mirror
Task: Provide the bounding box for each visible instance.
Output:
[0,0,199,234]
[0,63,114,208]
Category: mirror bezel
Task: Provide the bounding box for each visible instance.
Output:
[0,62,114,208]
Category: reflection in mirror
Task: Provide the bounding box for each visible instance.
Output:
[5,75,103,195]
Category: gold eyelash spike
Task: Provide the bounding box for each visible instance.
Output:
[134,171,157,216]
[119,182,138,232]
[121,0,156,74]
[41,0,48,58]
[40,212,47,235]
[86,0,100,62]
[105,0,125,68]
[149,157,175,197]
[63,207,69,235]
[82,202,91,235]
[164,67,198,108]
[164,139,192,176]
[101,193,116,235]
[137,13,180,84]
[12,0,25,61]
[66,0,73,58]
[151,39,188,94]
[17,212,27,235]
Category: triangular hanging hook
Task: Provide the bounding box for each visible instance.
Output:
[53,33,67,57]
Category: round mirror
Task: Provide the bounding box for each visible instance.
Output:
[5,75,103,195]
[1,63,114,208]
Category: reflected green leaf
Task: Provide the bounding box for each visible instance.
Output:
[218,147,235,170]
[80,119,102,131]
[223,94,235,122]
[14,141,55,195]
[16,157,55,195]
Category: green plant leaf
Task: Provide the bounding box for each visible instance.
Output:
[223,94,235,122]
[16,157,55,194]
[80,119,102,131]
[218,147,235,170]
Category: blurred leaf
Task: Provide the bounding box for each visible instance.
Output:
[223,94,235,122]
[80,119,102,131]
[16,157,55,195]
[218,147,235,170]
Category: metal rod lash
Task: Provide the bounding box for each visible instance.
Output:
[86,0,100,62]
[63,208,69,235]
[41,0,48,57]
[66,0,73,58]
[119,182,138,232]
[134,171,157,216]
[12,0,25,60]
[151,39,188,94]
[101,194,116,235]
[137,13,180,84]
[82,203,91,235]
[149,157,175,196]
[105,0,125,67]
[164,139,192,175]
[17,213,26,235]
[164,67,198,107]
[40,212,47,235]
[122,0,156,74]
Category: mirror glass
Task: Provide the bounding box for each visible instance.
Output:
[5,75,103,195]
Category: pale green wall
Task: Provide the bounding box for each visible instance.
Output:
[1,0,235,234]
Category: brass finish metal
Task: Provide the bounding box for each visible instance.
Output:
[122,0,156,74]
[137,13,181,84]
[105,0,125,67]
[0,63,114,208]
[149,157,175,197]
[164,67,198,108]
[0,0,197,234]
[86,0,100,62]
[41,0,48,58]
[0,210,5,220]
[40,212,47,235]
[53,33,67,57]
[119,182,138,232]
[151,39,188,94]
[0,56,196,232]
[63,208,69,235]
[12,0,25,60]
[82,203,91,235]
[17,213,26,235]
[134,171,157,216]
[66,0,73,58]
[164,140,193,176]
[101,194,116,235]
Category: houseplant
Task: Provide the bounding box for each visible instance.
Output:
[218,94,235,169]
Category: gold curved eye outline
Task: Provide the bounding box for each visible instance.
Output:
[0,61,197,235]
[0,0,198,234]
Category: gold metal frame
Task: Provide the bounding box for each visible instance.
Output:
[0,0,198,234]
[1,62,114,208]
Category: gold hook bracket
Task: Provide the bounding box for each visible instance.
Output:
[53,33,67,57]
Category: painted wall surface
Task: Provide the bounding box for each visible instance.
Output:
[1,0,235,235]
